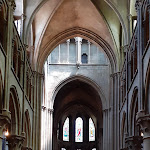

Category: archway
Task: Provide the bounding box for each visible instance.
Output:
[53,79,103,150]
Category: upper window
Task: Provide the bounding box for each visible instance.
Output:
[75,117,83,142]
[89,118,95,141]
[63,117,69,141]
[81,53,88,64]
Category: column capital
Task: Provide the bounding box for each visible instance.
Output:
[74,37,82,44]
[121,45,129,53]
[127,14,133,21]
[0,110,11,135]
[48,108,54,114]
[66,39,70,43]
[7,134,25,149]
[21,14,26,21]
[125,136,143,150]
[110,72,121,78]
[22,147,32,150]
[87,40,91,45]
[136,111,150,135]
[135,0,143,11]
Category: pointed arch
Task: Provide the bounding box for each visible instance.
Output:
[23,109,31,148]
[121,111,126,149]
[9,86,21,135]
[145,59,150,113]
[129,87,138,136]
[0,69,3,113]
[51,75,106,110]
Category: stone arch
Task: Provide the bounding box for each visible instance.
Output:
[9,86,21,135]
[23,109,31,148]
[51,75,107,110]
[37,27,117,73]
[121,111,126,149]
[104,0,128,45]
[129,87,138,136]
[0,0,8,48]
[145,59,150,113]
[0,69,3,112]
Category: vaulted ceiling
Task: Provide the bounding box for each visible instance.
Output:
[18,0,136,71]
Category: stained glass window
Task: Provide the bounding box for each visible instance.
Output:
[89,118,95,141]
[75,117,83,142]
[63,117,69,141]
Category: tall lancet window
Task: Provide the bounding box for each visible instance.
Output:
[89,118,95,141]
[75,117,83,142]
[63,117,69,141]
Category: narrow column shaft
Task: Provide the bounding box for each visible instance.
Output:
[75,37,82,64]
[88,41,91,63]
[66,39,70,63]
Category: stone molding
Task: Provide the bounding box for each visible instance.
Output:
[7,134,25,149]
[125,136,143,150]
[21,146,32,150]
[136,111,150,137]
[135,0,143,11]
[0,110,11,135]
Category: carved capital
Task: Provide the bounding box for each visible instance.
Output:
[125,136,143,150]
[135,0,143,11]
[0,1,2,11]
[8,134,25,149]
[136,111,150,135]
[48,108,54,114]
[21,14,26,21]
[22,147,32,150]
[0,110,11,135]
[66,39,70,44]
[10,0,16,11]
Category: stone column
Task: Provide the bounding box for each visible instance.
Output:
[136,111,150,150]
[66,39,70,63]
[75,37,82,64]
[148,4,150,39]
[58,44,60,63]
[88,41,91,63]
[20,14,26,40]
[125,136,143,150]
[3,0,16,110]
[135,0,144,111]
[48,108,54,150]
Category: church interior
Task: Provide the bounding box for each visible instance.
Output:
[0,0,150,150]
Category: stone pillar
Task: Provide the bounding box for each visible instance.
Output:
[75,37,82,64]
[58,44,60,63]
[48,109,53,150]
[148,3,150,39]
[136,111,150,150]
[3,0,16,110]
[125,136,142,150]
[66,39,70,63]
[110,72,120,150]
[135,0,144,111]
[88,41,91,63]
[20,14,26,40]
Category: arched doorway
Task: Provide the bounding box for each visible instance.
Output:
[53,80,103,150]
